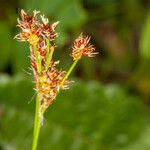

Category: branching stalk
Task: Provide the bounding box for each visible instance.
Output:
[60,59,79,88]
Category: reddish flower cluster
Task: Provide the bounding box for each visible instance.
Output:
[35,61,69,108]
[15,10,98,109]
[40,15,59,41]
[15,10,68,108]
[15,10,98,149]
[71,33,98,60]
[15,10,40,45]
[15,9,59,45]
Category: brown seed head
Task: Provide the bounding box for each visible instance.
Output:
[36,61,69,106]
[71,33,98,60]
[37,40,47,57]
[40,15,59,41]
[15,9,41,45]
[15,10,59,44]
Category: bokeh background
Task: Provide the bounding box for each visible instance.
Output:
[0,0,150,149]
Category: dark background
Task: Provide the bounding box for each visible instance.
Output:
[0,0,150,149]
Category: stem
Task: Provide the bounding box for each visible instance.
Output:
[60,59,79,88]
[45,39,50,61]
[32,95,42,150]
[42,60,79,114]
[45,39,54,70]
[45,47,54,70]
[33,45,41,74]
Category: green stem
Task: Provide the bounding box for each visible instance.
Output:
[45,39,54,70]
[33,45,41,74]
[60,59,79,88]
[45,47,54,70]
[45,39,50,61]
[32,95,42,150]
[41,60,79,114]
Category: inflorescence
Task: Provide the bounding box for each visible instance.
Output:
[15,9,98,111]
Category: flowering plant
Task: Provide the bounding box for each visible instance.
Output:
[15,9,98,150]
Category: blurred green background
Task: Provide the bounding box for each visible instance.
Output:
[0,0,150,149]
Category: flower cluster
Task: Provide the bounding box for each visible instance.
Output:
[71,33,98,60]
[15,9,58,45]
[15,9,97,110]
[35,61,69,108]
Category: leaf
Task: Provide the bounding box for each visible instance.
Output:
[140,13,150,60]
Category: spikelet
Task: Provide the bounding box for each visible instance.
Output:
[71,33,98,60]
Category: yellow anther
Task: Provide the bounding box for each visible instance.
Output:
[28,34,39,45]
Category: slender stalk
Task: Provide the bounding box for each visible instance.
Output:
[60,59,79,88]
[32,95,42,150]
[41,60,79,114]
[41,60,79,115]
[32,44,41,74]
[45,46,54,70]
[45,39,50,61]
[45,39,54,70]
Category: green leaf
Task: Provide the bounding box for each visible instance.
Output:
[140,13,150,59]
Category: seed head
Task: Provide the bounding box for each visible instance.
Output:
[15,10,59,44]
[35,61,69,107]
[15,9,41,45]
[37,40,47,57]
[71,33,98,60]
[40,15,59,41]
